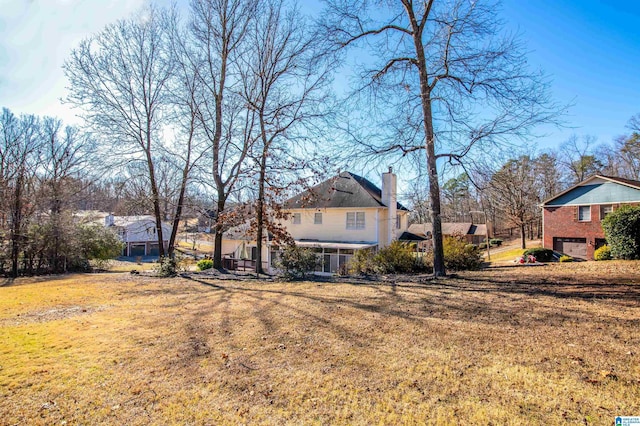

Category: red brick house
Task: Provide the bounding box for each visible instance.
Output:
[541,175,640,259]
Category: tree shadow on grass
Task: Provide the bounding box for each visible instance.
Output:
[0,278,15,287]
[179,273,639,334]
[446,273,640,302]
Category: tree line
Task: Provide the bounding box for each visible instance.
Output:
[410,113,640,249]
[0,109,122,277]
[60,0,335,274]
[5,0,586,277]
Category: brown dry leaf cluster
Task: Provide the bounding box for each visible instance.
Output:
[1,261,639,425]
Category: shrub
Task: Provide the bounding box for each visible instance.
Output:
[602,205,640,260]
[197,258,214,271]
[594,245,612,261]
[523,247,554,262]
[348,248,377,275]
[276,244,318,280]
[374,241,423,273]
[78,225,124,265]
[559,255,573,263]
[155,256,178,277]
[442,237,483,271]
[348,241,429,275]
[490,239,503,247]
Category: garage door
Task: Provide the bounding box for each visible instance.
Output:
[148,243,159,256]
[553,237,587,259]
[129,244,146,257]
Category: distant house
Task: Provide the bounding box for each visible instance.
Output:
[541,175,640,259]
[104,214,171,257]
[222,169,409,273]
[403,222,488,246]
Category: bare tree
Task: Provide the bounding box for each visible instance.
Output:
[160,9,211,259]
[0,109,42,277]
[533,152,563,201]
[614,114,640,180]
[64,5,174,259]
[37,118,95,272]
[486,156,538,249]
[190,0,259,268]
[558,134,603,185]
[323,0,557,276]
[239,0,333,274]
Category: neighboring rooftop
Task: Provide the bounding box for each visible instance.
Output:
[407,222,486,237]
[542,175,640,206]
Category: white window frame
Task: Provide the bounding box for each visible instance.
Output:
[600,204,613,220]
[346,212,365,230]
[292,213,301,224]
[578,205,591,222]
[314,212,322,225]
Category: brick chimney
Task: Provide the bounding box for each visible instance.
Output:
[381,167,397,247]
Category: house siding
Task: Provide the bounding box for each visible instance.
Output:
[285,207,384,244]
[543,203,639,259]
[546,182,640,206]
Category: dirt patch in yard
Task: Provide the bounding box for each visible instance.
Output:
[0,305,110,326]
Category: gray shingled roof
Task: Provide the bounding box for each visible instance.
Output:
[408,222,484,236]
[285,172,408,210]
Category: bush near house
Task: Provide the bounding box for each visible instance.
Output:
[420,236,483,271]
[559,255,574,262]
[523,247,554,262]
[276,244,318,280]
[347,248,377,275]
[374,241,428,274]
[349,238,482,275]
[349,242,429,275]
[594,245,612,261]
[602,205,640,260]
[442,236,483,271]
[79,225,124,261]
[197,259,214,271]
[490,238,503,247]
[155,256,178,277]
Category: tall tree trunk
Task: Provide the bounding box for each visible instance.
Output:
[254,145,268,276]
[520,223,526,249]
[213,195,225,269]
[146,148,165,259]
[167,179,187,259]
[167,124,194,259]
[405,0,446,277]
[10,173,23,278]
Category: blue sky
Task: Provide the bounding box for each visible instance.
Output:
[0,0,638,152]
[500,0,640,150]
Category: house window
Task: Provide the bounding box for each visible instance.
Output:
[600,205,613,220]
[314,212,322,224]
[292,213,301,224]
[578,206,591,222]
[396,216,401,229]
[346,212,365,229]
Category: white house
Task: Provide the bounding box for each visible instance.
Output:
[221,169,409,273]
[105,214,171,257]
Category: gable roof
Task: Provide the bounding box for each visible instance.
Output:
[542,175,640,206]
[407,222,481,237]
[285,171,408,211]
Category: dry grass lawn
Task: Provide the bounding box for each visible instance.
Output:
[1,261,639,425]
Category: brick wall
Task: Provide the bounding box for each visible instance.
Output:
[543,203,638,259]
[542,205,606,259]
